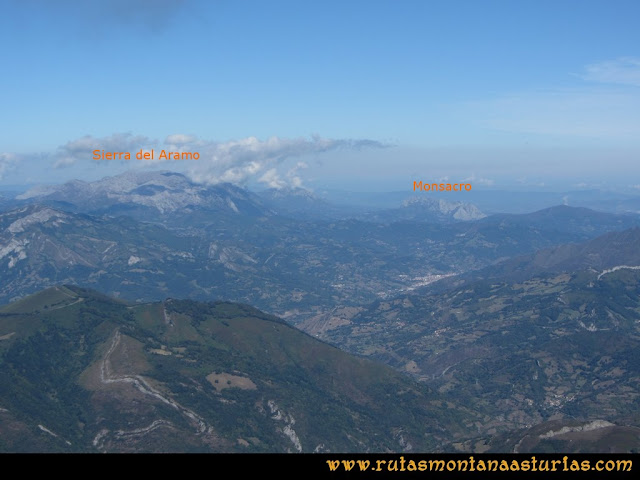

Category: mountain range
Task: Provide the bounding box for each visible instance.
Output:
[4,172,640,321]
[2,170,640,453]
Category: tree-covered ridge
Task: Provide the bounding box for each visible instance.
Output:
[0,286,475,452]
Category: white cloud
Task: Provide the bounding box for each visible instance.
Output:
[185,135,386,188]
[52,156,77,168]
[0,153,20,180]
[259,168,286,189]
[54,133,152,168]
[582,57,640,87]
[285,162,308,189]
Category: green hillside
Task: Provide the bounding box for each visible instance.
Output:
[0,286,474,452]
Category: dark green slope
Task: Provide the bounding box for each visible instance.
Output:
[0,286,474,452]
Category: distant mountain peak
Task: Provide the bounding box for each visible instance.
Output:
[399,196,486,221]
[14,170,268,217]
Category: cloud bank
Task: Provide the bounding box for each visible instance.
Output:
[54,133,152,168]
[12,133,387,189]
[0,153,19,180]
[180,135,386,188]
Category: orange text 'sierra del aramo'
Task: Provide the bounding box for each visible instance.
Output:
[93,149,200,160]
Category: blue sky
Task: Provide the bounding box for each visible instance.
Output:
[1,0,639,192]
